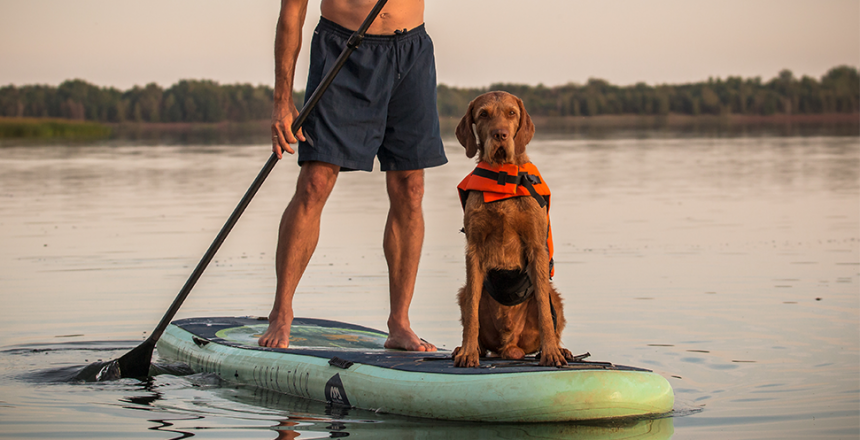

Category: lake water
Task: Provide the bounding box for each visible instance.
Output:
[0,133,858,439]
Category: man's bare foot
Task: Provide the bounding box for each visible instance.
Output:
[384,323,437,352]
[258,314,293,348]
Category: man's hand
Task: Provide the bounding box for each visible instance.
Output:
[271,99,306,159]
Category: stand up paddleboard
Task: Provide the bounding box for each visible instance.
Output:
[156,317,674,422]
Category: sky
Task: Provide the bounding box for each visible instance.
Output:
[1,0,858,90]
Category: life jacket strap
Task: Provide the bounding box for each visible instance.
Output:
[470,167,548,208]
[520,175,548,209]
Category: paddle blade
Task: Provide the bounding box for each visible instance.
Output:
[73,359,122,382]
[115,338,157,379]
[72,338,155,381]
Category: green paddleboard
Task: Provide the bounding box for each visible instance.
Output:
[157,317,674,423]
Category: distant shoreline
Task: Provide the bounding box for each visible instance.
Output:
[445,113,859,138]
[0,117,112,140]
[445,112,860,127]
[1,113,857,143]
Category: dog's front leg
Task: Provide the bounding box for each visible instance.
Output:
[532,280,567,366]
[454,248,484,367]
[527,240,568,367]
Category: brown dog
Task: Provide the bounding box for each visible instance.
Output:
[452,91,572,368]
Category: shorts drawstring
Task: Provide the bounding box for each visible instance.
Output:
[393,28,408,80]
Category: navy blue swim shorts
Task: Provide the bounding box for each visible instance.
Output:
[297,17,448,172]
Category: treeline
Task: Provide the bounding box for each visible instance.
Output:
[439,66,859,118]
[0,79,288,123]
[1,66,857,123]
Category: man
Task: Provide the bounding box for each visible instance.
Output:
[260,0,446,351]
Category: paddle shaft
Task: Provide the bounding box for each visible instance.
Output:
[143,0,390,347]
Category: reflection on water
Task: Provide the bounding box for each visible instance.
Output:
[0,135,857,439]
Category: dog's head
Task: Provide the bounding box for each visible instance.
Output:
[455,91,534,165]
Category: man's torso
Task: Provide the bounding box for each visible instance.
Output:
[320,0,424,34]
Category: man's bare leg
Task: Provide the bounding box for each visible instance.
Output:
[383,169,437,352]
[259,161,339,348]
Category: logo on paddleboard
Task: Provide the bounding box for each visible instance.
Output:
[324,374,351,407]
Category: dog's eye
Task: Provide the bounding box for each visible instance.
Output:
[509,110,516,117]
[478,110,488,118]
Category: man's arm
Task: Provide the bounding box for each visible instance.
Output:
[272,0,310,159]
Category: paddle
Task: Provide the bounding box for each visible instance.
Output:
[77,0,390,381]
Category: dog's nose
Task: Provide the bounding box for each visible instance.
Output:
[491,129,509,141]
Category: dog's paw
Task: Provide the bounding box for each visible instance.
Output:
[452,346,481,368]
[537,346,569,367]
[561,348,574,360]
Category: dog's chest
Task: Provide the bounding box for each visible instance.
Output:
[467,194,540,226]
[464,194,543,267]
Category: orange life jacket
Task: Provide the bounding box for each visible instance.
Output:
[457,161,555,279]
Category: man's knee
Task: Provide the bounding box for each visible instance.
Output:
[387,170,425,209]
[294,162,339,207]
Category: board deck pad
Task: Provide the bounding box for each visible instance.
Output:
[169,317,648,375]
[216,322,389,350]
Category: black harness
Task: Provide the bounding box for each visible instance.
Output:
[483,264,558,330]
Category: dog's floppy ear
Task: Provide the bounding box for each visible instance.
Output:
[513,96,534,155]
[456,100,479,158]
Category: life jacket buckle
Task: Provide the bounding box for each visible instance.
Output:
[497,171,509,186]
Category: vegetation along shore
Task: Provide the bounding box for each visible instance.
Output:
[0,66,856,140]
